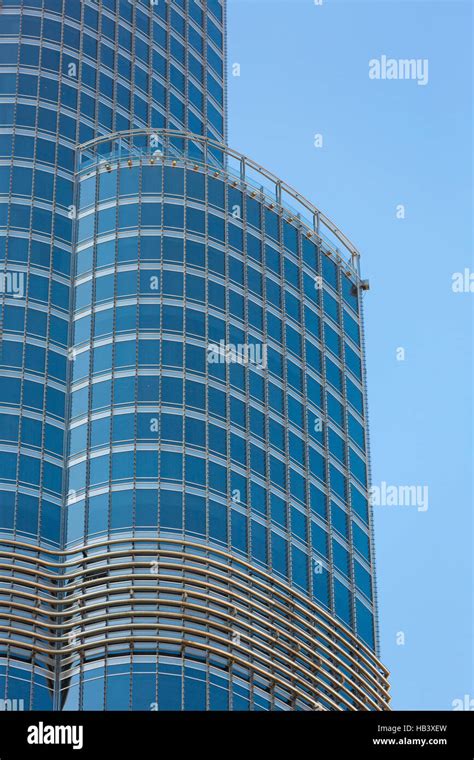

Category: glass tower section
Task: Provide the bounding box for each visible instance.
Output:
[0,1,389,711]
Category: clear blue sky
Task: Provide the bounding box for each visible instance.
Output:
[227,0,473,710]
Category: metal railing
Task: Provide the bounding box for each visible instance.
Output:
[77,129,362,276]
[0,535,390,712]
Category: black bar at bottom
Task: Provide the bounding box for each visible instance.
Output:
[0,710,472,757]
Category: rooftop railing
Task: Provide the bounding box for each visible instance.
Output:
[78,129,362,276]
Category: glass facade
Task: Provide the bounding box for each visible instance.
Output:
[0,1,389,711]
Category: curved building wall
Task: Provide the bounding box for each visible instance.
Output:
[57,131,390,710]
[0,0,225,710]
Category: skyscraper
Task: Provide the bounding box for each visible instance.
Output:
[0,0,390,711]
